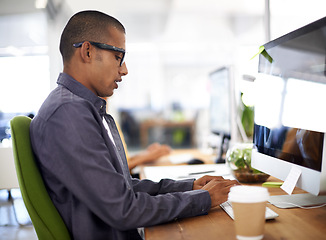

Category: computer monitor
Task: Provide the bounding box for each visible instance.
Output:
[251,16,326,207]
[209,67,233,163]
[209,67,232,136]
[209,66,247,163]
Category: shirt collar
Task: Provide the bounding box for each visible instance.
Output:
[57,72,107,116]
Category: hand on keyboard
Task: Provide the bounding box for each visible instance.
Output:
[195,176,239,207]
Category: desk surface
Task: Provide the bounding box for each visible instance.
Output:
[141,149,326,240]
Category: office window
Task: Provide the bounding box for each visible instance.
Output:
[0,55,50,113]
[0,11,49,142]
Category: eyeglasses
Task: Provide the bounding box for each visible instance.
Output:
[73,41,125,66]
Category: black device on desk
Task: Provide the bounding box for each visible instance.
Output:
[215,133,230,164]
[187,158,204,165]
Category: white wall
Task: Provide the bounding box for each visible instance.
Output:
[1,0,326,143]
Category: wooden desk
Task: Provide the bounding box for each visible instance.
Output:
[141,148,215,167]
[141,150,326,240]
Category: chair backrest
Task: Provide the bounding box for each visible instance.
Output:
[10,116,71,240]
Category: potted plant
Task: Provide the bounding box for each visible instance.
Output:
[226,143,269,183]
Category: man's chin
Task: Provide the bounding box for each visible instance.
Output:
[99,91,114,98]
[108,91,114,97]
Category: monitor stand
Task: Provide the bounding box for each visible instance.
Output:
[215,133,230,164]
[269,193,326,209]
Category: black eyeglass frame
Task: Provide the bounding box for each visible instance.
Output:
[73,41,125,66]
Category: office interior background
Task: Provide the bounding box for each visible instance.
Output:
[0,0,325,150]
[0,0,326,239]
[0,0,326,148]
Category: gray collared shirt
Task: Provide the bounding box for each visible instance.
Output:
[30,72,211,240]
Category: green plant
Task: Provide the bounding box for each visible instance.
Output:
[227,145,262,174]
[240,93,254,138]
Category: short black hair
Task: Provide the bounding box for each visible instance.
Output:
[59,10,125,63]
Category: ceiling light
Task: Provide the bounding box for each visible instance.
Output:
[35,0,48,9]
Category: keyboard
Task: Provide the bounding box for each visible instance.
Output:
[220,201,279,220]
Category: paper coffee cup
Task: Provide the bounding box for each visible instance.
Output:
[228,186,270,240]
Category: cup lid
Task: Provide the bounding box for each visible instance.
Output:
[228,186,269,203]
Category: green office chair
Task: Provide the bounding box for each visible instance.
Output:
[10,116,71,240]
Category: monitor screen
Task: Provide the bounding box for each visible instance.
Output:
[209,67,231,137]
[252,16,326,196]
[209,67,236,163]
[259,17,326,84]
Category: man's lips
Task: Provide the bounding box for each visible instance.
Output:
[114,79,122,88]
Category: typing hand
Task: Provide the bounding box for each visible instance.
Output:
[193,175,226,190]
[198,177,240,208]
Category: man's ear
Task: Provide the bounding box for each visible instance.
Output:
[79,42,92,62]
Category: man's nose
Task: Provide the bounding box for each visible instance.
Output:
[120,62,128,76]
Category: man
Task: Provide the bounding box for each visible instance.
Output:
[30,10,238,240]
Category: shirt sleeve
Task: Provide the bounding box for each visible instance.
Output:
[31,101,211,231]
[132,177,195,194]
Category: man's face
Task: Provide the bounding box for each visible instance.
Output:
[88,27,128,97]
